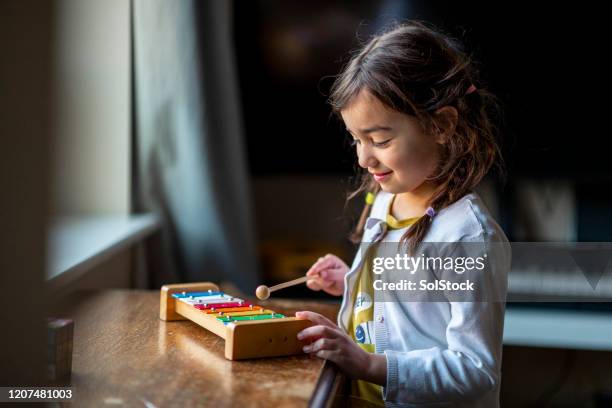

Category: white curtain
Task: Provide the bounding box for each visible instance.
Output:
[132,0,259,292]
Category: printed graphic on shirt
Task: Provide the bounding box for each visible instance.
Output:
[353,291,374,344]
[354,291,372,314]
[355,321,374,344]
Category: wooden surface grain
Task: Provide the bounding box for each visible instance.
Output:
[56,289,341,407]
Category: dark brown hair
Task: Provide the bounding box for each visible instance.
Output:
[329,20,504,254]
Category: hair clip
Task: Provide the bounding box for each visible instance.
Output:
[465,84,477,95]
[365,192,376,205]
[425,206,436,219]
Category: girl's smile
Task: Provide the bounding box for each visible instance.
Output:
[371,170,393,182]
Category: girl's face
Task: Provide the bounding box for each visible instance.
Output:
[341,89,441,195]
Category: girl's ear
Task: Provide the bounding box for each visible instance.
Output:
[433,106,458,144]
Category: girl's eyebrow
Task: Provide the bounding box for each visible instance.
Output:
[346,125,392,135]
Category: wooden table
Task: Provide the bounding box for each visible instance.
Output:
[56,289,342,407]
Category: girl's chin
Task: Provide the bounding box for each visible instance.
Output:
[378,181,416,195]
[379,179,432,195]
[377,182,400,194]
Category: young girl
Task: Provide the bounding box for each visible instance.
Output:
[295,21,511,407]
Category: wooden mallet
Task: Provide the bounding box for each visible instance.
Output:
[255,276,309,300]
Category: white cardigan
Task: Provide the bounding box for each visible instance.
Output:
[337,191,511,407]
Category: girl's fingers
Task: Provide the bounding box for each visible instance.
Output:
[295,311,337,328]
[314,349,338,361]
[307,269,333,283]
[321,280,337,290]
[305,255,344,295]
[306,271,337,290]
[295,321,339,340]
[306,265,319,277]
[295,311,338,338]
[303,336,337,353]
[306,257,326,276]
[306,255,337,277]
[306,279,322,291]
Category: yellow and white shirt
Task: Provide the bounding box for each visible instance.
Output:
[347,195,419,406]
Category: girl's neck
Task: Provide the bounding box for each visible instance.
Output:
[391,182,437,220]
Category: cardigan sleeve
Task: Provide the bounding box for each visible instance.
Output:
[383,301,503,403]
[382,232,510,404]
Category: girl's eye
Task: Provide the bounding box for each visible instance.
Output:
[348,137,391,147]
[372,139,392,147]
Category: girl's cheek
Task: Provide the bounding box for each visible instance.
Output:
[389,148,414,169]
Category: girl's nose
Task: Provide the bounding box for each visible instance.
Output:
[357,145,378,169]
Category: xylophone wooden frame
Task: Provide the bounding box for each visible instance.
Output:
[160,282,313,360]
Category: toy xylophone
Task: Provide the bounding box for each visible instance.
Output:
[160,282,313,360]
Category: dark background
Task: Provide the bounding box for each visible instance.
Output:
[233,0,610,241]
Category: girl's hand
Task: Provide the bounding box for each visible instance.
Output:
[295,311,386,385]
[305,254,349,296]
